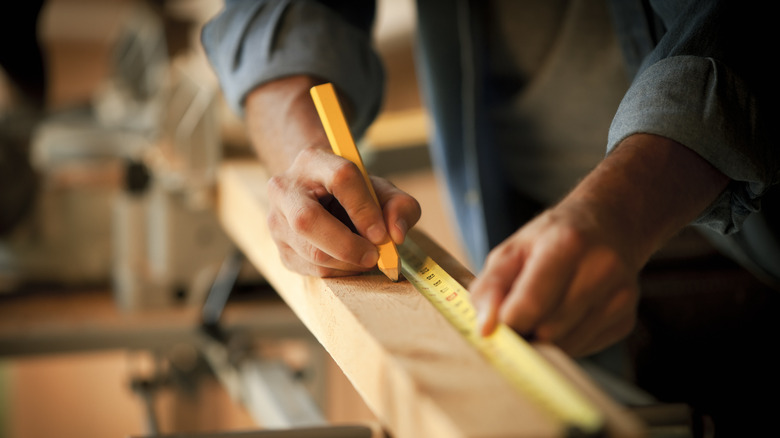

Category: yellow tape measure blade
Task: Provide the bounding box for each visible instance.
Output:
[399,238,604,434]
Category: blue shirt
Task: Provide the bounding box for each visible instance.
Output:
[202,0,780,267]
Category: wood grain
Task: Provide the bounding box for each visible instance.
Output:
[217,161,644,438]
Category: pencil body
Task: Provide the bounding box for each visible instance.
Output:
[310,83,400,281]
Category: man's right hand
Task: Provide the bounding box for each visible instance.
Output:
[266,146,420,277]
[245,76,420,277]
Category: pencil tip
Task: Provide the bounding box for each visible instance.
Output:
[379,266,400,282]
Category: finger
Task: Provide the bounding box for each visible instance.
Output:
[320,155,389,246]
[318,193,358,234]
[276,241,368,277]
[470,241,528,336]
[555,284,638,357]
[499,228,582,336]
[271,220,376,273]
[267,181,378,269]
[371,176,421,244]
[533,248,625,343]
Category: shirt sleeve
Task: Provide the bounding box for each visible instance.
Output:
[607,0,780,234]
[200,0,384,137]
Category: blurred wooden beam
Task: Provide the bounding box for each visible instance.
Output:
[0,288,307,357]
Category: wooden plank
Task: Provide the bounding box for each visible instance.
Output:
[217,161,644,438]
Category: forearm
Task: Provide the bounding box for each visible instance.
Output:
[244,75,332,174]
[565,133,729,268]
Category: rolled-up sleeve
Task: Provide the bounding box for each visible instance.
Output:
[201,0,384,137]
[607,1,780,234]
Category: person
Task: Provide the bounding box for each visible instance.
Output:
[201,0,779,360]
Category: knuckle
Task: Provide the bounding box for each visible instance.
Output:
[331,161,362,187]
[266,211,282,232]
[486,243,510,262]
[599,249,622,272]
[266,175,286,197]
[297,146,322,164]
[483,251,502,268]
[590,248,625,281]
[486,242,521,266]
[308,245,332,265]
[350,201,377,222]
[289,207,317,234]
[554,224,587,252]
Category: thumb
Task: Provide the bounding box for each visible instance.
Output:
[371,176,421,244]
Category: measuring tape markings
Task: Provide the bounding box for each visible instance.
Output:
[398,238,604,435]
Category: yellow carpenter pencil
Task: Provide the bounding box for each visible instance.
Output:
[310,83,400,281]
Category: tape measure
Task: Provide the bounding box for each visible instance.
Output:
[398,238,605,435]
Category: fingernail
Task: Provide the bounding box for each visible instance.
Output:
[366,224,387,245]
[473,297,495,336]
[475,304,489,335]
[361,249,379,268]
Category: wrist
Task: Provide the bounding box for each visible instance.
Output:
[561,133,729,266]
[244,75,331,174]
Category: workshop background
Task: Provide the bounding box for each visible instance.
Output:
[2,1,779,437]
[0,0,458,437]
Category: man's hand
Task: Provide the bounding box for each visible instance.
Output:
[245,75,420,277]
[470,133,730,357]
[470,202,640,358]
[266,147,420,277]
